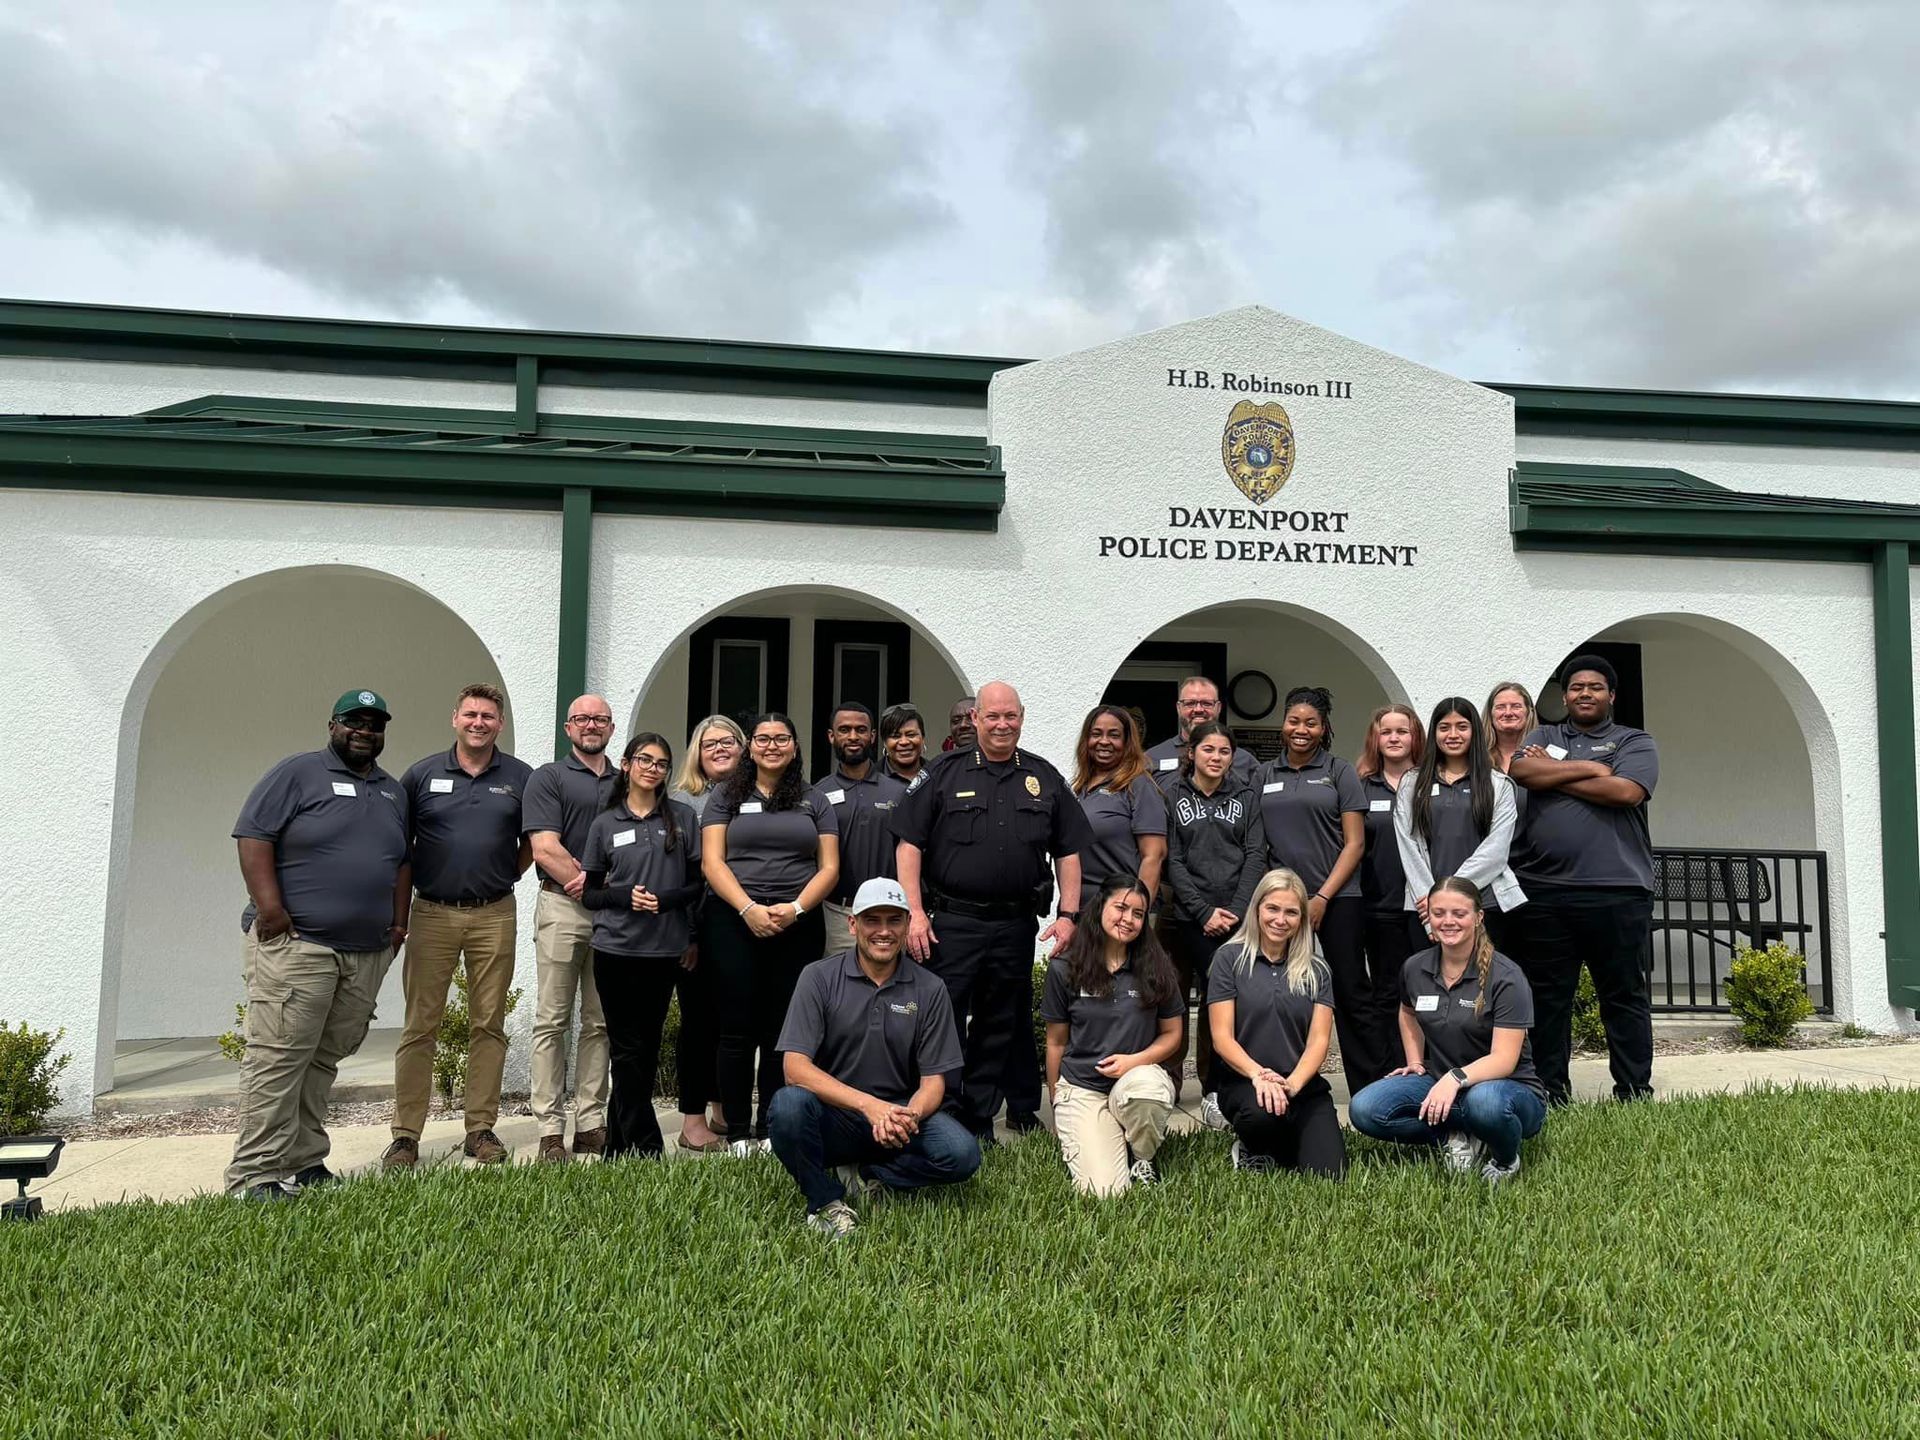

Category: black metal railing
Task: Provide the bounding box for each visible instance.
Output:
[1647,847,1832,1013]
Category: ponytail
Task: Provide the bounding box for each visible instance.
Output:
[1472,917,1494,1017]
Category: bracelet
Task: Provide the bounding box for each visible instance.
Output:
[739,901,756,916]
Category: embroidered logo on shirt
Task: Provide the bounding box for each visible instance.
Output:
[888,1001,918,1015]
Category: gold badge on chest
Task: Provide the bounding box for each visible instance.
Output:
[1025,775,1041,797]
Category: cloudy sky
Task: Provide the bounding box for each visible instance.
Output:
[2,1,1916,396]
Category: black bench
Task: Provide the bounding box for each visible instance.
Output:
[1650,853,1812,955]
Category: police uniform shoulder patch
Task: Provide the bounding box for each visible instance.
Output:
[1221,400,1296,505]
[1025,775,1041,797]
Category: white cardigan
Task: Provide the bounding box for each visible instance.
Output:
[1392,770,1528,913]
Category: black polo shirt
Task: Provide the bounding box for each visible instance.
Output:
[777,951,964,1104]
[521,753,618,884]
[1206,942,1333,1087]
[1399,946,1544,1097]
[1074,773,1168,893]
[233,748,409,952]
[401,746,533,903]
[581,799,702,957]
[890,748,1091,904]
[1257,749,1367,899]
[1040,956,1184,1092]
[808,765,908,903]
[1147,735,1259,793]
[1358,772,1408,917]
[1509,719,1659,891]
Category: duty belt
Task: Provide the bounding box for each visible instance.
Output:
[927,890,1031,922]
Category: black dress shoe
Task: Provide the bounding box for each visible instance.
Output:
[1005,1112,1042,1135]
[243,1181,297,1202]
[292,1165,338,1188]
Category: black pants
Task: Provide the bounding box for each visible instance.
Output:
[924,907,1035,1135]
[1217,1074,1345,1178]
[1482,904,1518,962]
[1361,910,1425,1071]
[1167,917,1222,1092]
[591,950,677,1158]
[1319,897,1388,1094]
[707,905,826,1138]
[676,905,721,1115]
[1511,888,1654,1103]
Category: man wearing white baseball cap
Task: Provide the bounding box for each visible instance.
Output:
[768,877,981,1239]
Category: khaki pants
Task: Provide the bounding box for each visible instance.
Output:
[392,895,517,1140]
[531,888,608,1137]
[821,899,855,958]
[225,929,394,1192]
[1053,1065,1176,1197]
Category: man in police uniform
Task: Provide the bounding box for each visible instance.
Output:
[1508,654,1661,1104]
[383,683,532,1171]
[892,680,1090,1140]
[521,694,618,1162]
[809,700,908,955]
[1146,675,1258,792]
[225,689,411,1200]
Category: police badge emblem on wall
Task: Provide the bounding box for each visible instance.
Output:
[1220,401,1296,505]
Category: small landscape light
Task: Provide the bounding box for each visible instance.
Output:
[0,1135,65,1221]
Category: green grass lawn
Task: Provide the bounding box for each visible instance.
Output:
[3,1086,1917,1438]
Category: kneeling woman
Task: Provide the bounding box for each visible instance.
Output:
[1042,873,1185,1195]
[1348,877,1547,1183]
[1206,869,1346,1178]
[581,734,704,1158]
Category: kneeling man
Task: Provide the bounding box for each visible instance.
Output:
[771,877,982,1239]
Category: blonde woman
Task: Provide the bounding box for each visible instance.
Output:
[671,714,747,819]
[1348,877,1547,1185]
[1484,682,1536,775]
[1206,869,1344,1177]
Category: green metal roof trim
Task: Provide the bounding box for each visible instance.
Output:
[0,396,1005,531]
[1497,383,1920,450]
[1511,461,1920,558]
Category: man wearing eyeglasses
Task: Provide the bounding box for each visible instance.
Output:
[521,695,619,1162]
[1146,676,1257,792]
[225,689,412,1200]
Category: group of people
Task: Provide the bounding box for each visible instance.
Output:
[222,657,1658,1241]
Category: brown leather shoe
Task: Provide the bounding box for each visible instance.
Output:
[463,1129,508,1165]
[537,1134,569,1164]
[381,1137,419,1173]
[572,1126,608,1158]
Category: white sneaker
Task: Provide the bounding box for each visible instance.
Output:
[1230,1140,1274,1174]
[805,1199,859,1240]
[1480,1154,1522,1186]
[728,1138,768,1160]
[1199,1092,1227,1130]
[1128,1156,1159,1186]
[1440,1132,1486,1174]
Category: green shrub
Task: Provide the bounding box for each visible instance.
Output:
[433,970,524,1108]
[218,1004,248,1063]
[0,1019,72,1135]
[1840,1021,1873,1040]
[1570,969,1606,1051]
[1727,941,1813,1047]
[1032,958,1050,1065]
[653,994,682,1099]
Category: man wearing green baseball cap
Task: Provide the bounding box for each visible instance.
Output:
[224,687,413,1200]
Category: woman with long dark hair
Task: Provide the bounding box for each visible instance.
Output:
[580,733,703,1159]
[1393,697,1526,952]
[1041,872,1184,1194]
[1069,704,1168,896]
[1255,685,1380,1093]
[700,712,840,1155]
[1348,877,1547,1184]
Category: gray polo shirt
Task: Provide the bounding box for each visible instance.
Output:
[1509,719,1659,891]
[580,799,703,957]
[1399,946,1545,1098]
[521,753,618,885]
[1359,773,1409,917]
[1206,943,1333,1083]
[1040,955,1184,1092]
[401,747,533,903]
[233,748,409,952]
[808,766,908,903]
[702,785,839,904]
[1148,735,1259,794]
[1256,749,1367,898]
[1075,773,1168,893]
[776,951,963,1104]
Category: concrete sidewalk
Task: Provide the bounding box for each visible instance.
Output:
[23,1042,1920,1214]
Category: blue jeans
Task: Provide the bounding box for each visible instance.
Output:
[767,1087,982,1213]
[1348,1074,1547,1166]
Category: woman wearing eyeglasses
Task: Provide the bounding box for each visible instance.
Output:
[701,713,841,1154]
[581,734,703,1159]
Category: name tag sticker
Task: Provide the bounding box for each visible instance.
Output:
[1546,744,1569,761]
[1370,798,1391,812]
[1263,781,1285,794]
[331,782,357,797]
[1415,995,1440,1012]
[1158,758,1178,771]
[612,829,636,848]
[429,778,455,794]
[955,790,977,799]
[1431,783,1442,796]
[826,789,846,805]
[739,801,763,814]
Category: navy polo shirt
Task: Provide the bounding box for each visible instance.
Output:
[1148,735,1259,793]
[890,748,1091,904]
[777,951,964,1104]
[1040,956,1184,1093]
[580,798,702,957]
[1074,772,1168,893]
[1256,749,1367,898]
[233,748,409,952]
[1509,719,1659,891]
[808,766,908,903]
[521,753,618,883]
[401,746,533,903]
[702,786,838,905]
[1207,943,1334,1086]
[1400,946,1545,1098]
[1358,772,1408,917]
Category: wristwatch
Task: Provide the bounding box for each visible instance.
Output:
[1058,909,1081,922]
[1448,1067,1470,1087]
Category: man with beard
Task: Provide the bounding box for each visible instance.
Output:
[1146,676,1258,793]
[521,694,618,1162]
[808,701,909,956]
[225,690,412,1200]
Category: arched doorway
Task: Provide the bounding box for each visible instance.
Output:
[102,566,510,1095]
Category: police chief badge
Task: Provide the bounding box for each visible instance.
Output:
[1221,401,1295,505]
[1025,775,1041,797]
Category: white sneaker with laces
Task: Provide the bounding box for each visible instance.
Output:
[806,1199,859,1240]
[1199,1092,1227,1130]
[1440,1132,1486,1174]
[1230,1140,1275,1173]
[1481,1154,1522,1185]
[1128,1156,1159,1186]
[727,1138,763,1160]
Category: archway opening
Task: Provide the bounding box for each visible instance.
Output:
[105,566,510,1098]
